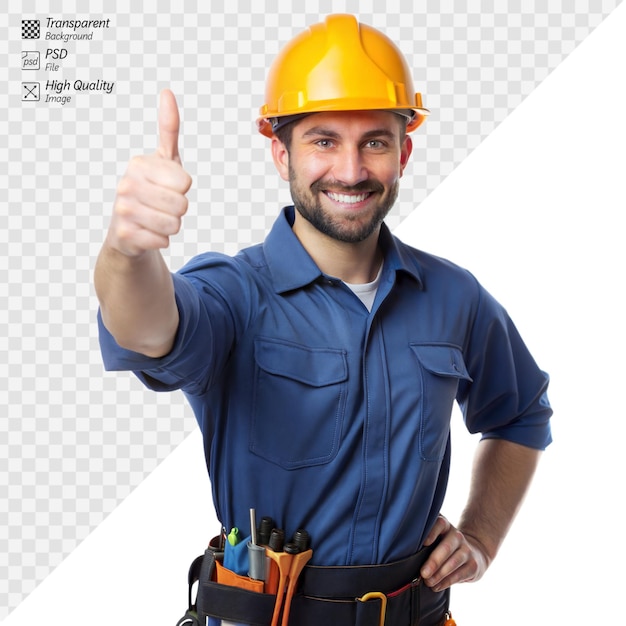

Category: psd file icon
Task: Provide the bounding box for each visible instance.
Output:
[22,51,40,70]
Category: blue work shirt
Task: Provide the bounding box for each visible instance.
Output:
[98,206,552,566]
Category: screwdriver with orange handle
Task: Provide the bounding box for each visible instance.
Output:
[265,545,313,626]
[266,547,292,626]
[280,548,313,626]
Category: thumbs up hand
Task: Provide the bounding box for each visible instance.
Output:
[107,90,193,257]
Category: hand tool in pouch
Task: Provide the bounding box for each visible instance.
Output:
[281,547,313,626]
[266,545,313,626]
[247,508,267,583]
[444,611,457,625]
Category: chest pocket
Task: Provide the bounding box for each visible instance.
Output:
[410,344,472,461]
[250,337,348,469]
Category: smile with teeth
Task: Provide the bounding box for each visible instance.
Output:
[325,191,372,204]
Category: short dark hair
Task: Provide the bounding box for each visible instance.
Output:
[273,122,295,151]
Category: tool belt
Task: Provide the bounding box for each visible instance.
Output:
[177,541,450,626]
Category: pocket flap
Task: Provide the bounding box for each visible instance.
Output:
[254,338,348,387]
[410,344,472,381]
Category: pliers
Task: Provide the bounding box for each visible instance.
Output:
[265,547,313,626]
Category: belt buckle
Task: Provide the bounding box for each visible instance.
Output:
[358,591,387,626]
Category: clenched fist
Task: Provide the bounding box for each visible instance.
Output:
[107,89,193,257]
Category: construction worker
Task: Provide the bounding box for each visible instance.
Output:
[95,14,552,626]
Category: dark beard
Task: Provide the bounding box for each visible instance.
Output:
[289,164,398,244]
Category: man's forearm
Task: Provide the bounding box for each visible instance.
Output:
[457,438,542,563]
[94,244,179,357]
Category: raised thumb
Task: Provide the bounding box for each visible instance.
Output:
[157,89,181,162]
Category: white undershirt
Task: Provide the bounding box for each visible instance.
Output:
[343,263,384,312]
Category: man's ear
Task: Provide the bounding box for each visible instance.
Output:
[399,134,413,177]
[271,137,290,182]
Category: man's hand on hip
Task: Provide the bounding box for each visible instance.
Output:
[419,515,491,592]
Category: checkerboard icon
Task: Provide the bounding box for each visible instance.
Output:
[22,19,40,39]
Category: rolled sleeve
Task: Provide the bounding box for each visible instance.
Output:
[458,286,553,451]
[98,256,249,395]
[98,272,207,390]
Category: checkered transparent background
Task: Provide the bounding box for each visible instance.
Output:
[1,0,622,618]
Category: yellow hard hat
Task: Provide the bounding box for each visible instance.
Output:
[257,14,429,138]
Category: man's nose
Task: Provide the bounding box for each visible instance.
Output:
[331,146,368,186]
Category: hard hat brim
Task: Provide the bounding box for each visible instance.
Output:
[257,106,429,139]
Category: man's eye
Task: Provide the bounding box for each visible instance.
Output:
[367,140,384,149]
[316,139,333,148]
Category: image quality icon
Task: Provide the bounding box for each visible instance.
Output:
[22,82,40,101]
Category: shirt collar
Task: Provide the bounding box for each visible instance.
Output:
[264,206,424,294]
